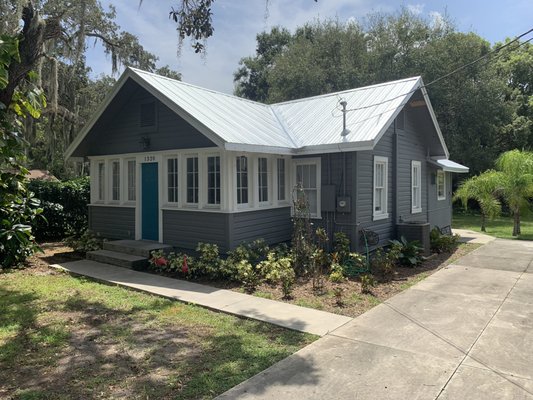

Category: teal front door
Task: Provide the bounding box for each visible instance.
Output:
[142,162,159,241]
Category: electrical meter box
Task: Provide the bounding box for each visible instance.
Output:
[336,196,351,213]
[321,185,336,212]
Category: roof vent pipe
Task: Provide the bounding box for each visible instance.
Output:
[340,99,350,137]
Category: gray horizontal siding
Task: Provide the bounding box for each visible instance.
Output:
[89,206,135,240]
[75,79,216,157]
[427,168,452,229]
[230,207,292,248]
[162,210,228,251]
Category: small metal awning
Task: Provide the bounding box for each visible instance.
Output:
[429,159,469,173]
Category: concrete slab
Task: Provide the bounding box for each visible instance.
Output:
[464,298,533,379]
[470,245,533,261]
[453,228,496,244]
[216,334,457,400]
[412,265,520,301]
[453,253,531,272]
[508,274,533,305]
[333,287,501,360]
[439,365,533,400]
[51,260,352,336]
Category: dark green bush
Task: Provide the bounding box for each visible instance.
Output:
[28,177,90,240]
[430,228,460,253]
[389,236,424,267]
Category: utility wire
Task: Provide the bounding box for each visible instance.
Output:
[335,27,533,115]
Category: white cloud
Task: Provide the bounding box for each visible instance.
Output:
[407,4,425,15]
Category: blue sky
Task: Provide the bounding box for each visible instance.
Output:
[86,0,533,94]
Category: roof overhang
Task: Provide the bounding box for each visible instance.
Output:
[429,158,469,173]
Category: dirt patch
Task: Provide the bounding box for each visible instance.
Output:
[233,243,481,318]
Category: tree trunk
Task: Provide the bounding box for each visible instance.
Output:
[513,209,521,236]
[0,3,61,107]
[481,213,486,232]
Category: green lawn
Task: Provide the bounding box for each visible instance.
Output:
[0,267,316,400]
[453,211,533,240]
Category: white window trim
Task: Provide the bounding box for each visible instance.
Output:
[437,170,446,201]
[205,153,222,209]
[124,158,137,204]
[257,156,270,205]
[292,157,321,219]
[164,155,180,207]
[276,158,289,204]
[236,155,250,209]
[95,160,106,203]
[373,156,389,221]
[412,160,422,214]
[184,154,200,207]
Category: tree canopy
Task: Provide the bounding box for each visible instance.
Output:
[234,9,532,176]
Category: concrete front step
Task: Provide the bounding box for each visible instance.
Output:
[87,249,148,269]
[103,239,173,258]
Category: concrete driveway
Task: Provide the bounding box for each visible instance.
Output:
[218,239,533,399]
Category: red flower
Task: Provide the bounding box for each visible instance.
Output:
[154,257,167,266]
[182,255,189,274]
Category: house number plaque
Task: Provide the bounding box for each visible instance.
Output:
[144,155,156,162]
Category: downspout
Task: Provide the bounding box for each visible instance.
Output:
[393,119,399,238]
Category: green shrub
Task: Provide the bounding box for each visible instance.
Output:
[333,231,351,263]
[259,252,296,298]
[389,236,424,267]
[329,262,346,283]
[29,177,90,240]
[226,239,270,268]
[235,259,262,293]
[360,274,376,294]
[64,229,104,254]
[194,243,225,280]
[370,248,399,281]
[430,228,460,253]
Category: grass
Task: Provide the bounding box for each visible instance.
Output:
[0,267,316,399]
[453,211,533,240]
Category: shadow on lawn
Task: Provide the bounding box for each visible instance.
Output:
[0,285,317,399]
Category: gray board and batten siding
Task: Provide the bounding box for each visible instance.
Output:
[71,79,216,158]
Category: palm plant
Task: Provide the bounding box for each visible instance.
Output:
[454,170,503,232]
[495,150,533,236]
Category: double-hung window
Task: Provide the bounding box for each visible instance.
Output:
[167,157,179,203]
[127,160,136,201]
[186,156,199,204]
[258,157,269,203]
[412,160,422,213]
[207,155,221,205]
[98,162,105,201]
[111,160,120,201]
[294,159,320,218]
[277,158,286,201]
[437,170,446,200]
[236,156,249,205]
[373,156,388,220]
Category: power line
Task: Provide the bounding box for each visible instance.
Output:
[335,27,533,115]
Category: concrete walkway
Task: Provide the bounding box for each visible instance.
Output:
[218,239,533,399]
[453,228,496,244]
[51,260,351,337]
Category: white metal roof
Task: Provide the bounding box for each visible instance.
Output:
[434,159,469,173]
[66,67,451,160]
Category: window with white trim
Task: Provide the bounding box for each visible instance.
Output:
[111,160,120,201]
[236,156,248,205]
[207,155,221,205]
[437,170,446,200]
[412,160,422,213]
[127,159,136,201]
[277,158,286,201]
[167,157,179,203]
[98,162,105,201]
[186,156,199,204]
[373,156,388,220]
[258,157,269,203]
[294,159,320,218]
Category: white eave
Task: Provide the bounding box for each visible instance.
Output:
[429,159,469,173]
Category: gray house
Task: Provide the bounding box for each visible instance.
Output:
[66,67,468,252]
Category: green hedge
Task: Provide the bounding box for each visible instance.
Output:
[28,177,90,240]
